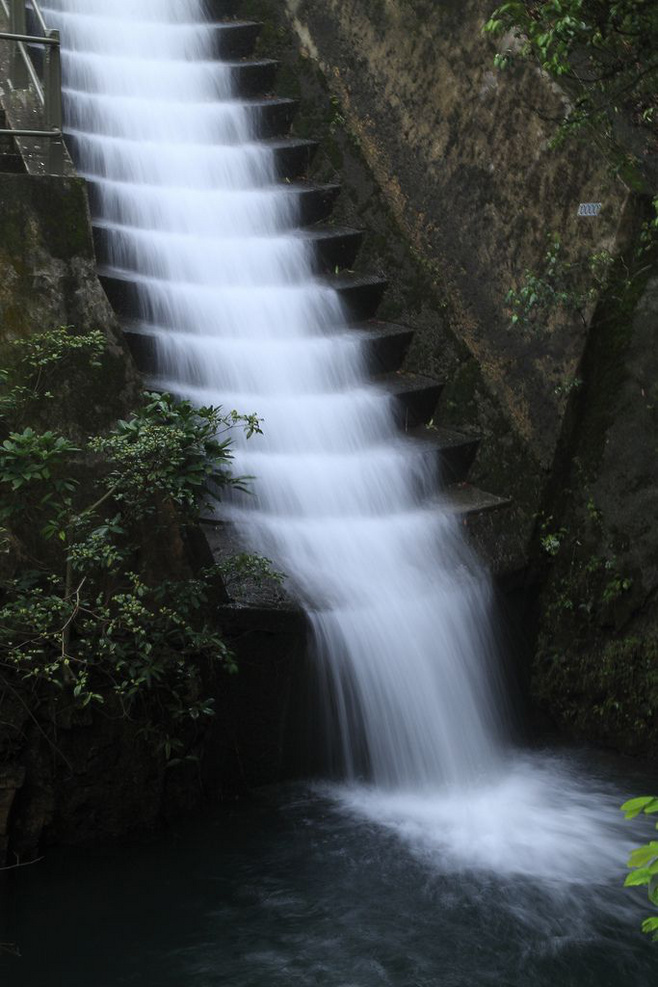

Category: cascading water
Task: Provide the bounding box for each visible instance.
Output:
[41,0,652,922]
[44,0,504,790]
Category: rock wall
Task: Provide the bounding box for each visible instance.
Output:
[531,262,658,755]
[0,174,139,421]
[280,0,634,500]
[0,174,121,334]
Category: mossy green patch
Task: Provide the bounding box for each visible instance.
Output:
[575,249,656,480]
[535,636,658,754]
[33,178,93,260]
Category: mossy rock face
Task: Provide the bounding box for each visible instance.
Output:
[535,636,658,755]
[530,259,658,753]
[23,177,92,261]
[0,175,93,339]
[0,173,140,427]
[281,0,631,473]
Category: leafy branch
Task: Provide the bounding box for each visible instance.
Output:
[622,796,658,940]
[505,232,614,332]
[0,326,270,762]
[484,0,658,152]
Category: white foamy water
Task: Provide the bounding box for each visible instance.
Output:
[48,0,643,888]
[325,751,641,885]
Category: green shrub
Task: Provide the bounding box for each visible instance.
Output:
[0,327,271,761]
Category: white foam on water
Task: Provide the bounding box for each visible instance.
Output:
[325,752,639,884]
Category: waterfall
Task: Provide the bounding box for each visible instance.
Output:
[32,3,649,919]
[44,0,507,790]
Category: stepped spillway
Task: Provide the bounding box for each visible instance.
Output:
[16,4,650,960]
[44,0,506,789]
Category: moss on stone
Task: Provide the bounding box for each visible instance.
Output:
[30,179,93,259]
[572,243,655,482]
[535,635,658,755]
[0,172,139,433]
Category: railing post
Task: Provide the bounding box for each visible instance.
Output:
[44,31,62,130]
[9,0,28,87]
[9,0,26,36]
[44,27,63,173]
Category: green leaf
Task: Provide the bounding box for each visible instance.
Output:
[628,843,658,868]
[621,796,657,819]
[624,868,653,887]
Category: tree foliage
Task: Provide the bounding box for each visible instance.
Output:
[0,327,271,762]
[622,797,658,941]
[484,0,658,149]
[504,232,614,332]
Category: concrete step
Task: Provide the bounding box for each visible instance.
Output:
[99,272,158,319]
[73,135,319,185]
[99,269,389,324]
[64,93,296,141]
[438,483,511,518]
[405,425,480,483]
[139,370,442,445]
[293,182,341,224]
[202,0,245,18]
[376,372,443,428]
[203,484,510,532]
[299,226,364,272]
[122,319,411,377]
[355,322,414,372]
[227,59,279,98]
[200,483,514,610]
[242,97,298,139]
[63,58,278,100]
[207,21,263,59]
[84,178,340,230]
[267,138,319,180]
[92,223,363,275]
[323,273,388,321]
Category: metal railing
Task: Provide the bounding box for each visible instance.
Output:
[0,0,64,174]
